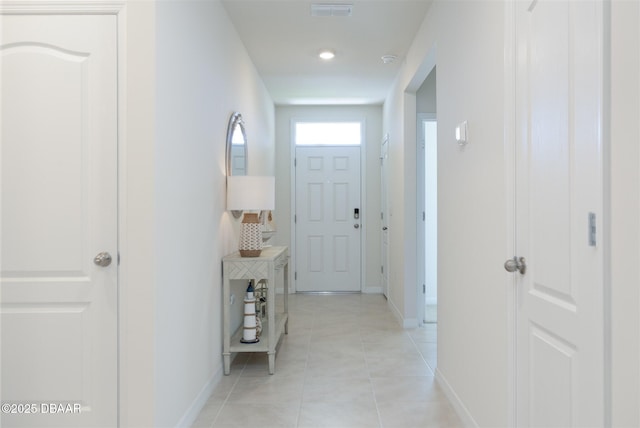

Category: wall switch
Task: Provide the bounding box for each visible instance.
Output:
[455,121,468,145]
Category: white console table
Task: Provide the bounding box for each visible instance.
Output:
[222,246,289,375]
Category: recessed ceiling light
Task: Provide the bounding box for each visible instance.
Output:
[319,49,335,60]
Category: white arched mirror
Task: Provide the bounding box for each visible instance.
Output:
[226,112,248,218]
[226,112,247,177]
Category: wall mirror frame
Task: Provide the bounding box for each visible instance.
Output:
[226,112,248,219]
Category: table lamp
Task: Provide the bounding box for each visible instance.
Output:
[226,176,275,257]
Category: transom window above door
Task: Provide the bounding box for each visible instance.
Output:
[294,122,362,146]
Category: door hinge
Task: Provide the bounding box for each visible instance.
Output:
[423,211,425,221]
[381,265,384,274]
[294,158,297,167]
[295,271,297,280]
[423,284,426,294]
[588,212,596,246]
[294,214,297,223]
[117,252,121,266]
[380,212,384,220]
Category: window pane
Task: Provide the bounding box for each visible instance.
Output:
[231,124,245,145]
[295,122,361,145]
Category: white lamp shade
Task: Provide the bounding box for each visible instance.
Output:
[227,176,275,211]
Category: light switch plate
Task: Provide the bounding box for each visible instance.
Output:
[455,121,468,145]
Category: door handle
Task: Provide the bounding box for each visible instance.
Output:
[354,224,360,229]
[94,252,113,267]
[382,227,388,231]
[504,257,526,275]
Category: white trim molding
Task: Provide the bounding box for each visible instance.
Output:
[0,0,125,14]
[436,368,479,428]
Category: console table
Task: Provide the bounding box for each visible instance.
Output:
[222,246,289,375]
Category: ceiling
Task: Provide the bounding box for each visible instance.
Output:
[222,0,433,105]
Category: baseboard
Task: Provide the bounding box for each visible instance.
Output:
[402,317,419,328]
[281,286,384,294]
[387,296,402,324]
[175,365,223,428]
[435,368,478,428]
[386,297,419,328]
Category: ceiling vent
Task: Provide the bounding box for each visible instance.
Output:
[311,3,353,17]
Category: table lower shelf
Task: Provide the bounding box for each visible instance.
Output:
[228,312,288,354]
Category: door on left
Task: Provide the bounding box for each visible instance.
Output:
[1,13,118,428]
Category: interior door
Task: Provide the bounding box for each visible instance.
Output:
[380,136,389,298]
[295,146,361,292]
[1,14,118,428]
[514,0,605,426]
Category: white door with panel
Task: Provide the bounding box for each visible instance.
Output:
[295,146,361,292]
[1,14,118,428]
[514,0,604,426]
[380,136,389,298]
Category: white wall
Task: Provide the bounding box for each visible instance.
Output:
[384,1,508,425]
[154,1,274,427]
[120,2,156,426]
[274,105,383,293]
[434,4,508,423]
[417,67,437,115]
[610,1,640,425]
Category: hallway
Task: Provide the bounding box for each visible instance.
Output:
[192,294,461,428]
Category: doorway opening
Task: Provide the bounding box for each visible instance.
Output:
[422,118,437,323]
[416,66,437,325]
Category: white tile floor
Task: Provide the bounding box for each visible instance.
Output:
[192,293,462,428]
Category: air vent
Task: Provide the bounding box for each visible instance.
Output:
[311,3,353,17]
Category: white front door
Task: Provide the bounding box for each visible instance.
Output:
[514,0,605,426]
[295,146,361,292]
[380,136,389,298]
[1,14,118,428]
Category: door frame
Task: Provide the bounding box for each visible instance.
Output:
[289,118,367,293]
[504,1,612,425]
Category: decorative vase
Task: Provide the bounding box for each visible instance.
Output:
[239,212,263,257]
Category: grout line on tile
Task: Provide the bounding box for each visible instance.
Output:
[406,328,436,377]
[210,356,247,427]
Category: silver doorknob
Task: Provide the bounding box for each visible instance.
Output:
[504,257,526,275]
[354,224,360,229]
[94,252,112,267]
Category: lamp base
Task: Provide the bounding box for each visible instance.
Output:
[240,250,262,257]
[239,213,263,257]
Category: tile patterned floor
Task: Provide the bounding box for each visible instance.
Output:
[192,294,462,428]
